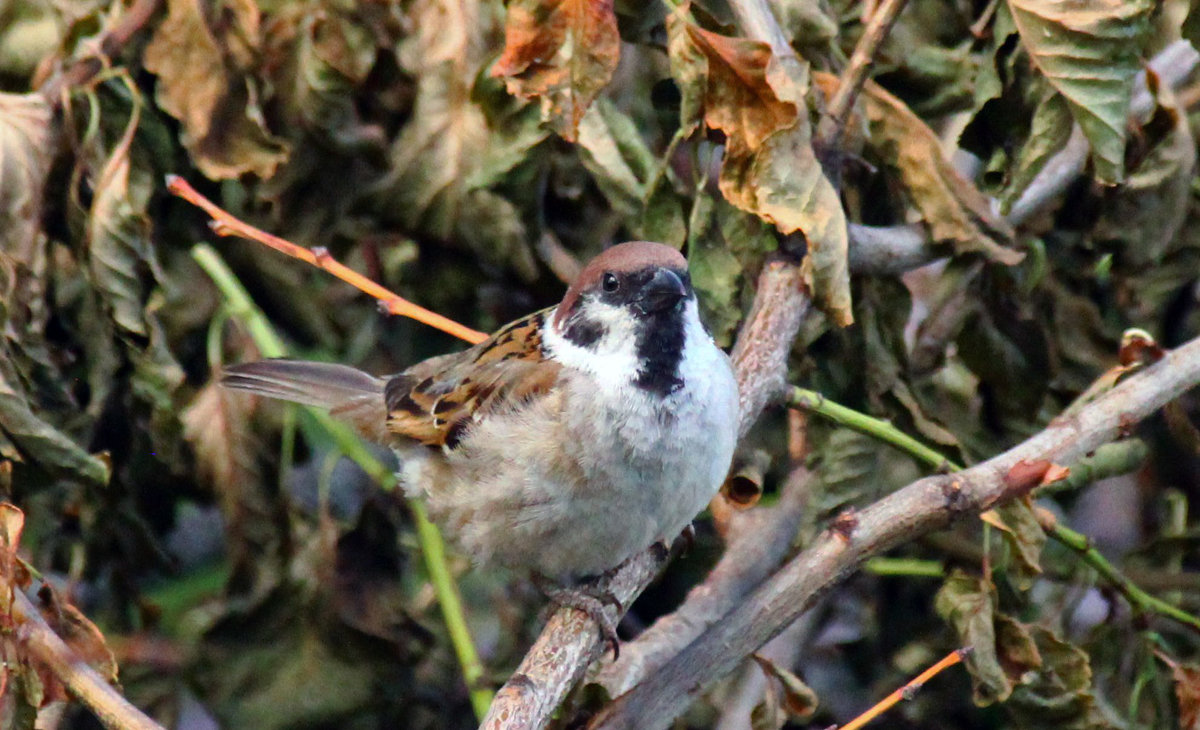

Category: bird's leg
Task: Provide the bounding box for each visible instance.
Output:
[532,571,624,659]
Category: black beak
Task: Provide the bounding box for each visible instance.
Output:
[638,268,688,314]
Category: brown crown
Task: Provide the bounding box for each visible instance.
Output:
[554,242,687,327]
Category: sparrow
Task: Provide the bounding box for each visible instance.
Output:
[222,241,740,588]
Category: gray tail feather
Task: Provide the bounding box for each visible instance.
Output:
[222,359,391,441]
[222,359,386,409]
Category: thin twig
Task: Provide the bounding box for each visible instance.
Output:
[820,0,911,149]
[37,0,164,105]
[1040,519,1200,632]
[836,649,967,730]
[190,244,494,719]
[7,587,165,730]
[788,387,952,471]
[169,177,488,345]
[590,334,1200,729]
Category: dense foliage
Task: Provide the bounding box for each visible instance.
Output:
[1,0,1199,727]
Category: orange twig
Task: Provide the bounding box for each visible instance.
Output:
[165,175,488,345]
[836,648,967,730]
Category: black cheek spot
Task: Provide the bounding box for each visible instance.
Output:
[563,317,606,348]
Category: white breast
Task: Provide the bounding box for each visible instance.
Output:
[407,301,739,578]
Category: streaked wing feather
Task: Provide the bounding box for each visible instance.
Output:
[385,309,559,447]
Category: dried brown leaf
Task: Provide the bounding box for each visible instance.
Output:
[144,0,289,179]
[667,11,851,325]
[34,585,119,703]
[0,93,54,262]
[182,380,260,496]
[752,655,819,719]
[491,0,620,140]
[860,80,1021,265]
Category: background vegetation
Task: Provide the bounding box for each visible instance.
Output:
[1,0,1200,727]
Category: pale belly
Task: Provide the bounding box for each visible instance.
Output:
[405,365,738,578]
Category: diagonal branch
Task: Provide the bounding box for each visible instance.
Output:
[589,334,1200,729]
[6,586,165,730]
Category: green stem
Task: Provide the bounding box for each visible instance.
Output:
[1045,522,1200,632]
[192,244,494,718]
[788,385,1200,633]
[787,387,960,471]
[864,557,946,578]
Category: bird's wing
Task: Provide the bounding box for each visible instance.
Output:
[384,308,562,448]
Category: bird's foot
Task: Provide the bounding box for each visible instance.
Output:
[533,572,623,660]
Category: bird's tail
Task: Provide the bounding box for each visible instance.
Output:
[222,359,389,442]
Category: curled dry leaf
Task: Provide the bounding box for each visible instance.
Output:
[1156,653,1200,730]
[858,79,1021,266]
[0,92,54,261]
[34,585,120,701]
[751,655,819,720]
[667,9,851,325]
[0,502,29,596]
[143,0,289,179]
[491,0,620,141]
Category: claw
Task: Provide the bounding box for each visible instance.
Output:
[533,573,623,659]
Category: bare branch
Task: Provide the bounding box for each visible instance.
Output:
[821,0,912,146]
[590,333,1200,729]
[8,587,165,730]
[730,257,810,438]
[595,464,812,696]
[480,548,664,729]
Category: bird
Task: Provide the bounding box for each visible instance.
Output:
[222,241,740,639]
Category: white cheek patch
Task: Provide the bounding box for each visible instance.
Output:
[545,299,643,393]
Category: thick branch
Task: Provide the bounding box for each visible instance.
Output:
[8,588,165,730]
[595,464,811,696]
[590,334,1200,729]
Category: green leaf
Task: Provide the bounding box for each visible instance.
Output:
[1006,0,1153,183]
[1093,87,1196,265]
[1000,82,1074,213]
[935,570,1014,704]
[0,360,109,486]
[576,98,654,215]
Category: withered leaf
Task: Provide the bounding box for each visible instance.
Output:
[752,655,819,720]
[0,93,54,262]
[980,495,1046,590]
[491,0,620,141]
[144,0,289,179]
[1161,656,1200,730]
[667,10,851,325]
[934,570,1014,704]
[860,79,1020,266]
[1007,626,1114,728]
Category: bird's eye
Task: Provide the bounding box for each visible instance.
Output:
[602,272,619,292]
